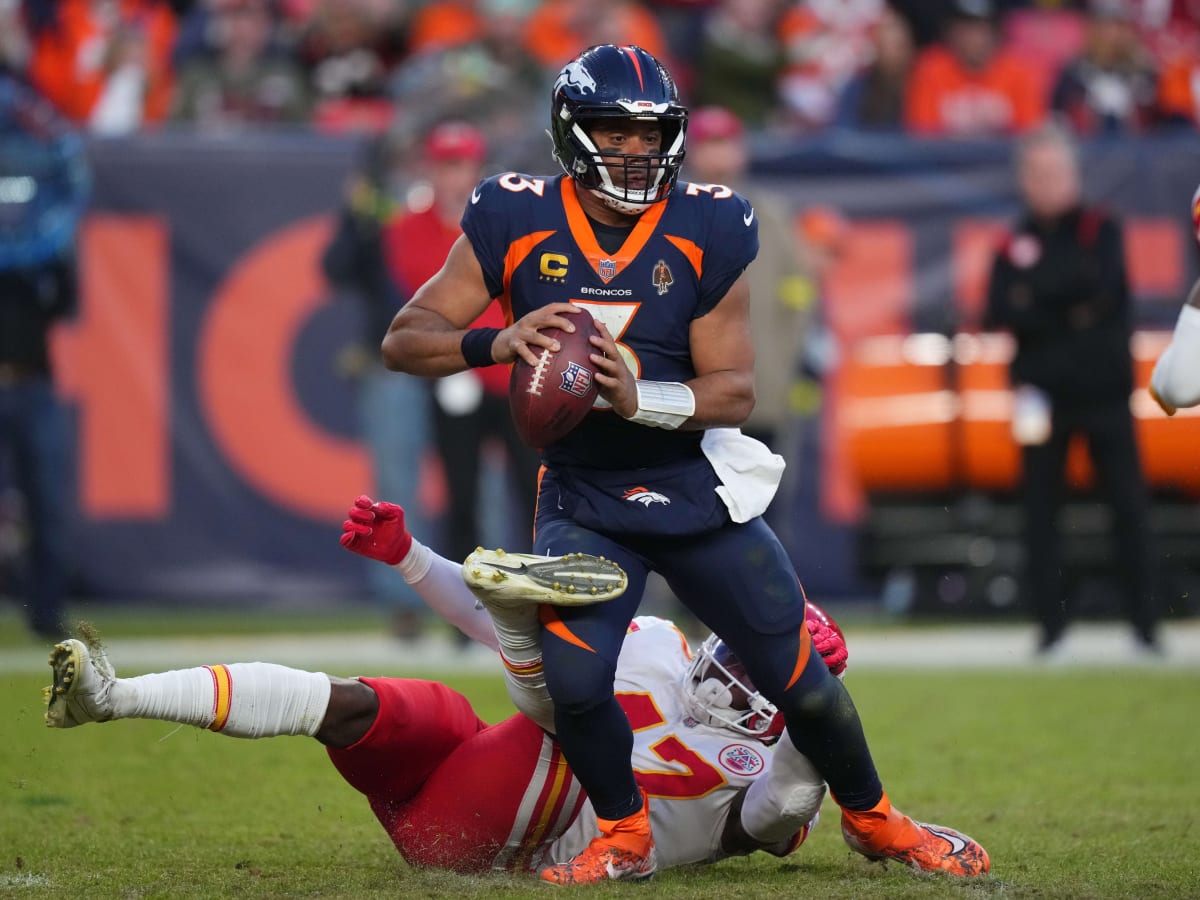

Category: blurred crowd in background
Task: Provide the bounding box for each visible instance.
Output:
[1,0,1199,145]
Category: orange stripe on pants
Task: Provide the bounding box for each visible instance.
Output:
[784,623,813,691]
[539,606,597,653]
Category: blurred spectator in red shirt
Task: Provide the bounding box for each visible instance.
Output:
[778,0,886,131]
[171,0,310,127]
[1051,0,1158,133]
[523,0,670,73]
[691,0,788,128]
[28,0,177,133]
[905,0,1044,135]
[832,4,916,130]
[383,122,541,605]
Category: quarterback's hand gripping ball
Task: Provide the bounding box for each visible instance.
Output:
[509,311,601,447]
[340,495,413,565]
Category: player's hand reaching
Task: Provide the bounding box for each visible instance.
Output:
[805,603,848,677]
[589,319,638,418]
[340,495,413,565]
[808,617,848,676]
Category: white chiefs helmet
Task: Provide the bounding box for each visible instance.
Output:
[682,635,784,744]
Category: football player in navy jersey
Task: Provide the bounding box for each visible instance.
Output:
[382,44,989,885]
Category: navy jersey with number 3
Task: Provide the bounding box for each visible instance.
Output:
[461,173,757,471]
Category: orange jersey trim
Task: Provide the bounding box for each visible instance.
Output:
[499,229,557,327]
[560,179,667,283]
[664,234,703,279]
[539,605,597,653]
[503,229,557,304]
[206,664,233,732]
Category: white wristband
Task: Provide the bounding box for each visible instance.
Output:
[627,380,695,429]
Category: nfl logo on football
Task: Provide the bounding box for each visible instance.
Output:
[560,361,592,397]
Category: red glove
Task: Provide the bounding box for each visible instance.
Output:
[805,600,848,677]
[339,495,413,565]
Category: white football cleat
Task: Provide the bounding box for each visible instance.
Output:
[44,638,117,728]
[462,548,627,609]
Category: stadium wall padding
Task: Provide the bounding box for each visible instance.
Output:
[52,132,1200,603]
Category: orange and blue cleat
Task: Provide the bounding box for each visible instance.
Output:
[841,792,990,877]
[541,789,657,885]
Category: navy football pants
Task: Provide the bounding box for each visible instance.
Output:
[535,514,884,821]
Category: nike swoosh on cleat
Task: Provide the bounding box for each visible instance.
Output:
[743,208,755,227]
[479,561,543,579]
[923,825,968,855]
[605,860,650,880]
[480,560,622,583]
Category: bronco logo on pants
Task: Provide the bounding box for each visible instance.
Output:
[623,486,670,506]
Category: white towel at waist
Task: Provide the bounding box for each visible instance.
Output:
[701,427,785,524]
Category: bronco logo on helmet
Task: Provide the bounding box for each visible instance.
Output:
[556,59,597,95]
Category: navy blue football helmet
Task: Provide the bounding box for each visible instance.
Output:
[549,44,687,214]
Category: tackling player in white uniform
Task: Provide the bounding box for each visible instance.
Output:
[1149,183,1200,415]
[44,497,850,878]
[548,615,827,868]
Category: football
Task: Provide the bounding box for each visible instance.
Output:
[509,312,601,447]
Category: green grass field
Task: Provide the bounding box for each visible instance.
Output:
[3,641,1197,900]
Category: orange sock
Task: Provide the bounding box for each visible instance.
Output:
[596,791,653,856]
